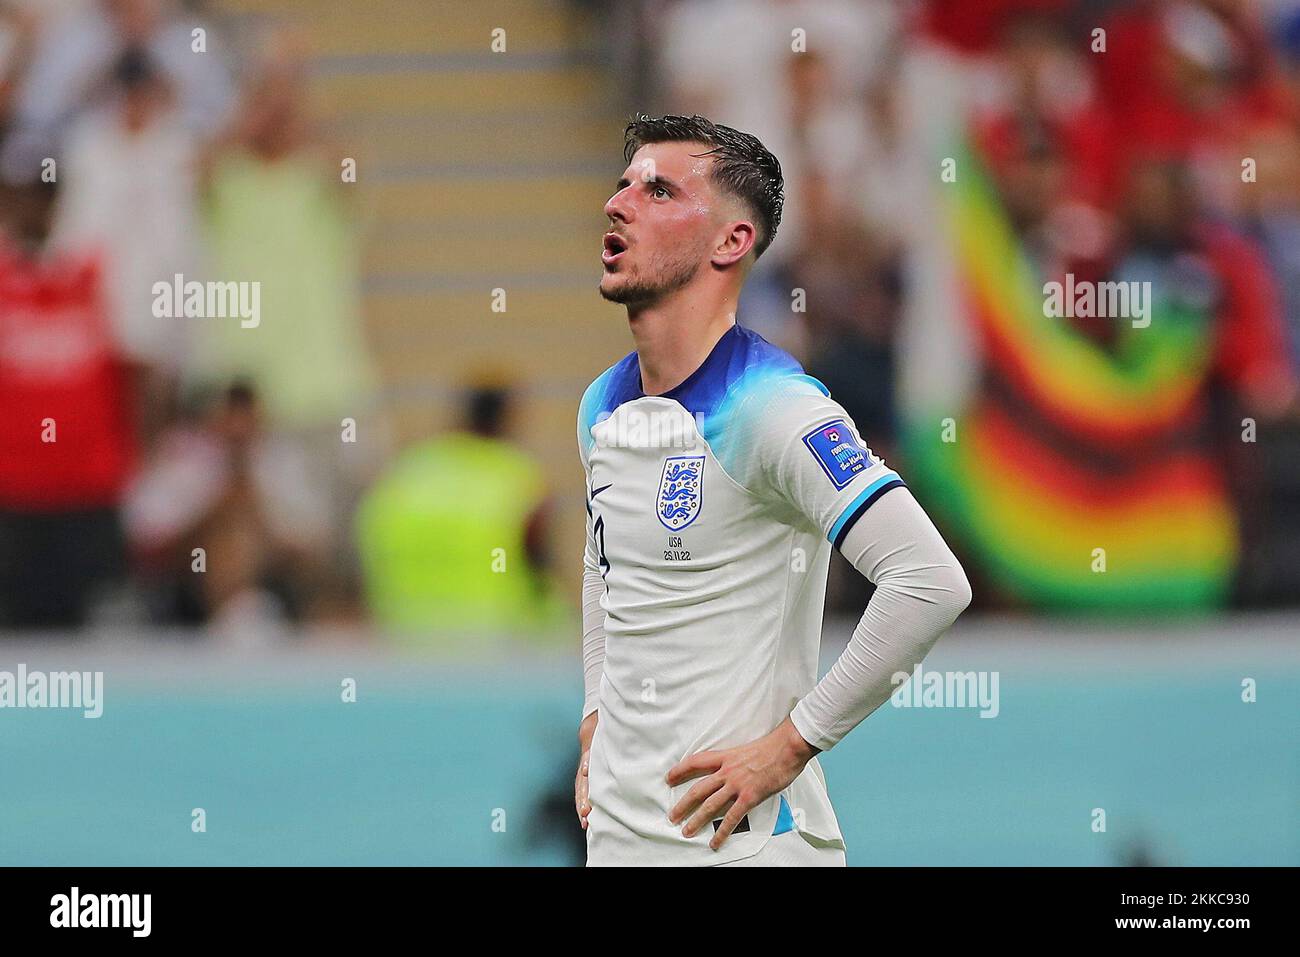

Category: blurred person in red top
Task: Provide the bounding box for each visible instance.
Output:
[0,177,136,629]
[972,13,1121,213]
[1094,0,1295,190]
[50,46,202,447]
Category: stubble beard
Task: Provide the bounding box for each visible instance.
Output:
[600,247,704,306]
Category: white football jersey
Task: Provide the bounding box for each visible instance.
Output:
[578,324,905,866]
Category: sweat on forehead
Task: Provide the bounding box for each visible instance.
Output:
[627,142,716,183]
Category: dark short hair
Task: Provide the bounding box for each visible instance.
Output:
[623,114,784,260]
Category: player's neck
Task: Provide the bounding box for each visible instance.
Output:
[627,289,738,396]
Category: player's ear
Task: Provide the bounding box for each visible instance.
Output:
[711,220,756,268]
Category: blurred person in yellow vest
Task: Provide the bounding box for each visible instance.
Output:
[356,384,569,646]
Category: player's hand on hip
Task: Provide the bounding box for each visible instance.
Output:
[575,711,599,829]
[666,717,819,850]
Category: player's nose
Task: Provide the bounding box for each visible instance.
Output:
[604,186,633,224]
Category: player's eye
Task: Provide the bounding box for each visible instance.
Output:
[651,185,670,199]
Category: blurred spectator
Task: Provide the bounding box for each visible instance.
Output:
[188,28,385,609]
[1095,0,1294,206]
[193,29,376,434]
[355,385,566,644]
[49,45,202,445]
[1236,122,1300,364]
[0,4,39,134]
[1,0,233,179]
[657,0,896,156]
[1279,4,1300,108]
[791,171,901,457]
[123,380,332,632]
[1112,155,1300,605]
[0,177,135,629]
[973,13,1121,213]
[1118,156,1296,417]
[657,0,901,350]
[191,29,382,546]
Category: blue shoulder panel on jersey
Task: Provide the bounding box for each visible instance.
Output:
[668,325,809,450]
[578,350,642,455]
[659,325,801,424]
[579,325,814,463]
[697,329,830,481]
[790,373,831,397]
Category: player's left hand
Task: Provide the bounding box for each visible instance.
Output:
[666,717,819,850]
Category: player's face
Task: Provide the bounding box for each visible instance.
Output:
[600,142,721,305]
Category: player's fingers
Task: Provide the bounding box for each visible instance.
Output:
[709,794,756,850]
[682,789,736,838]
[575,756,592,821]
[667,773,723,824]
[665,750,722,787]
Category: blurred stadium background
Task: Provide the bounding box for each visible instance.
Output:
[0,0,1296,865]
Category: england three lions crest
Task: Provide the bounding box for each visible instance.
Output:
[657,455,705,530]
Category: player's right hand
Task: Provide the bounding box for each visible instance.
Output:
[575,711,599,829]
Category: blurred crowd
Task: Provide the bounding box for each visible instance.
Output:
[3,0,1300,637]
[623,0,1300,609]
[0,0,577,640]
[0,0,383,635]
[0,0,599,649]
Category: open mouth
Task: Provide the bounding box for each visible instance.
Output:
[602,232,628,267]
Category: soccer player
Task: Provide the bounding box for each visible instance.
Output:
[575,115,971,866]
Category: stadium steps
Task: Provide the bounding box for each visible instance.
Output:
[213,0,629,582]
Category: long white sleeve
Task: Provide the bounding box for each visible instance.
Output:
[581,565,607,720]
[580,501,607,720]
[789,487,972,752]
